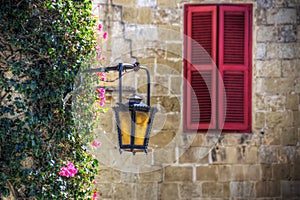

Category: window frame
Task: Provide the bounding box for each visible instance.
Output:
[183,3,253,133]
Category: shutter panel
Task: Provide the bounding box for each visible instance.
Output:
[218,5,252,132]
[184,5,217,131]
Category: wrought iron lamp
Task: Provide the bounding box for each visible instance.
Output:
[112,62,157,154]
[81,62,157,154]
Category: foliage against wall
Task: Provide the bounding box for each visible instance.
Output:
[0,0,103,199]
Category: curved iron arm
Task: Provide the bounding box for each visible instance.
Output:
[63,62,143,105]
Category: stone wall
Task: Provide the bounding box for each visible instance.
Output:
[93,0,300,199]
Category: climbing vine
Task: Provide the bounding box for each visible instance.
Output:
[0,0,105,199]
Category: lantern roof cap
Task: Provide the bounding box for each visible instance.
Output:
[128,94,143,101]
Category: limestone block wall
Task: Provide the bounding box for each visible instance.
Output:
[92,0,300,199]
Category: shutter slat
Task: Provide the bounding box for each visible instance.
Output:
[191,11,213,65]
[223,11,245,64]
[191,70,213,123]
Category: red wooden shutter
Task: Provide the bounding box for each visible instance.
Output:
[218,5,252,132]
[184,5,217,131]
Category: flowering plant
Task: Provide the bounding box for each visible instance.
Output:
[0,0,105,199]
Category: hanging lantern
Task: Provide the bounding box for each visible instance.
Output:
[112,63,157,154]
[80,62,157,154]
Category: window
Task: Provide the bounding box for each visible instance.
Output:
[183,4,252,132]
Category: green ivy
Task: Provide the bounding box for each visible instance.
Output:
[0,0,101,199]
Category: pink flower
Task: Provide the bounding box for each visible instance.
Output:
[97,24,103,31]
[92,140,101,147]
[99,93,105,98]
[101,76,106,81]
[103,32,108,39]
[59,162,78,177]
[97,52,103,60]
[99,101,104,107]
[95,46,101,51]
[97,4,100,8]
[97,88,105,93]
[100,97,106,101]
[92,191,98,200]
[96,72,104,77]
[93,180,97,185]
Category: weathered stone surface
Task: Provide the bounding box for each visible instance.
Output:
[154,8,180,25]
[293,111,300,127]
[272,164,291,180]
[256,43,267,60]
[278,25,297,42]
[149,131,176,148]
[150,96,180,112]
[112,0,135,6]
[170,76,182,95]
[178,182,202,199]
[261,78,294,94]
[296,79,300,93]
[196,165,217,181]
[212,146,243,164]
[98,183,113,199]
[244,146,259,164]
[266,111,293,129]
[266,43,281,59]
[137,8,153,24]
[97,167,121,183]
[138,168,163,182]
[162,114,180,131]
[157,0,178,7]
[111,37,131,61]
[255,93,266,110]
[256,9,267,25]
[113,183,136,199]
[267,8,297,24]
[190,134,205,147]
[279,43,297,59]
[137,0,156,7]
[153,147,176,165]
[255,181,281,197]
[281,127,298,146]
[244,164,262,180]
[259,146,279,164]
[261,128,281,145]
[265,95,285,112]
[255,112,265,129]
[257,0,273,9]
[255,60,281,77]
[124,24,158,41]
[159,183,180,200]
[156,58,182,74]
[257,26,276,42]
[158,25,182,41]
[164,166,193,182]
[281,146,299,164]
[286,93,299,110]
[153,76,170,95]
[179,147,210,164]
[281,181,300,198]
[230,181,255,198]
[282,59,300,78]
[136,183,158,200]
[202,182,230,198]
[261,164,273,181]
[166,43,182,57]
[121,171,138,183]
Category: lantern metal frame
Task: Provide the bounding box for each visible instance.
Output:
[77,62,157,154]
[113,63,157,154]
